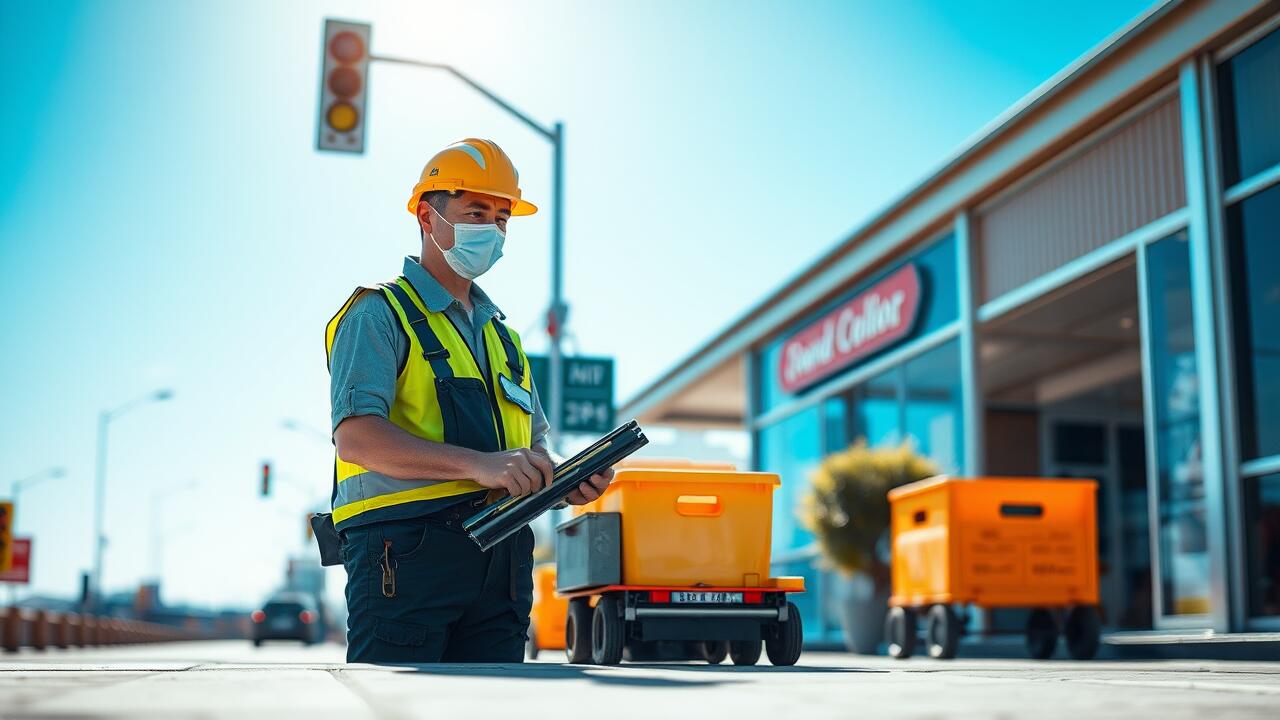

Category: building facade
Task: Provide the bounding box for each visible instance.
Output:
[621,0,1280,642]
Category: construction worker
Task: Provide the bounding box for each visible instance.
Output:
[325,138,612,663]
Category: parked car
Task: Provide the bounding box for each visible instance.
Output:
[250,592,323,646]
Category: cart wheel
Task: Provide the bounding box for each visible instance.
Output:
[1025,608,1058,660]
[591,595,625,665]
[765,602,803,666]
[925,605,959,659]
[884,606,916,659]
[1063,606,1101,660]
[729,640,762,666]
[564,598,592,663]
[700,640,729,664]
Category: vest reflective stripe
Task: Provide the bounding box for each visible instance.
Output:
[324,277,534,530]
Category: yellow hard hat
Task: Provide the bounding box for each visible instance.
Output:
[406,138,537,217]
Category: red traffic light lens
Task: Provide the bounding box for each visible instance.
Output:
[327,66,362,98]
[329,31,365,63]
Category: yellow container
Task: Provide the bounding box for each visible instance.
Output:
[529,564,567,651]
[888,477,1099,609]
[574,467,781,588]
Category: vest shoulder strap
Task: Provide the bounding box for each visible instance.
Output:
[380,280,454,380]
[490,318,525,383]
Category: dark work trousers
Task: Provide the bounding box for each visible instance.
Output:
[339,498,534,664]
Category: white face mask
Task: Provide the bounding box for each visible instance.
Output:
[429,207,506,280]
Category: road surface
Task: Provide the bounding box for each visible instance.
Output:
[0,640,1276,718]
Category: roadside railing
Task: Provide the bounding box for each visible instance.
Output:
[2,606,201,652]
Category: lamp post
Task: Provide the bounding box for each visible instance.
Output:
[367,51,567,452]
[7,466,65,533]
[91,388,173,610]
[149,480,199,582]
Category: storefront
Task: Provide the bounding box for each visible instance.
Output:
[622,1,1280,643]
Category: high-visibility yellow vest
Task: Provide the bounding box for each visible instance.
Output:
[324,276,534,531]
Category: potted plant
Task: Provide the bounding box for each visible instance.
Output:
[800,440,938,654]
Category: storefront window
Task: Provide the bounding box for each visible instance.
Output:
[757,234,959,413]
[904,341,964,474]
[1226,183,1280,461]
[824,340,964,474]
[1144,231,1211,616]
[756,405,822,556]
[852,368,901,449]
[1245,473,1280,617]
[1217,27,1280,186]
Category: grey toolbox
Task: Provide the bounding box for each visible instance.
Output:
[555,512,621,592]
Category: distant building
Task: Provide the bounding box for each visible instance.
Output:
[622,0,1280,641]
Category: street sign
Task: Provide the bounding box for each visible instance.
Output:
[0,501,11,572]
[528,355,615,435]
[316,19,371,153]
[0,538,30,584]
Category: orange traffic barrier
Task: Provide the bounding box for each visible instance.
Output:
[2,606,20,652]
[30,609,48,650]
[53,612,70,649]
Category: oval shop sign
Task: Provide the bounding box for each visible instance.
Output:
[777,264,922,394]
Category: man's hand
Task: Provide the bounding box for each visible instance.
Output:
[566,466,614,505]
[467,447,555,497]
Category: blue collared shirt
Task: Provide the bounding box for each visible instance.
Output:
[329,256,550,449]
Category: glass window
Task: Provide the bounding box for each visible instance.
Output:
[1244,472,1280,617]
[1217,27,1280,186]
[1144,231,1211,616]
[756,405,822,556]
[903,340,963,474]
[852,367,902,449]
[822,395,848,456]
[1226,182,1280,460]
[757,234,959,413]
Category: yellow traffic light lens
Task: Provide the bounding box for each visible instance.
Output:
[327,102,359,132]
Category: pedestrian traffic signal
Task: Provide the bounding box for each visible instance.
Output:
[0,502,13,573]
[260,463,271,497]
[316,19,371,154]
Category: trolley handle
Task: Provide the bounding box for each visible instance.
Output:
[999,502,1044,518]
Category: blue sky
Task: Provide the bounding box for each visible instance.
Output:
[0,0,1153,609]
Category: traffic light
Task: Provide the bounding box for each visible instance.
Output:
[0,501,12,573]
[260,463,271,497]
[316,19,371,154]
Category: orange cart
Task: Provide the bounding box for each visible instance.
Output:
[554,463,805,666]
[885,476,1102,660]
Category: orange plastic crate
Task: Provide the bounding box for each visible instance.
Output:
[573,467,782,588]
[888,477,1099,609]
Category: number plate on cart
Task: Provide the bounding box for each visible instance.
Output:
[670,591,743,604]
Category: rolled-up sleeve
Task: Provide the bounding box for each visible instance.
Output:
[329,293,405,434]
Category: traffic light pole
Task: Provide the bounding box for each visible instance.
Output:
[370,53,566,451]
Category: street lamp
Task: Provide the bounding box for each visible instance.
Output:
[149,480,199,582]
[367,50,568,452]
[7,466,66,532]
[92,388,173,610]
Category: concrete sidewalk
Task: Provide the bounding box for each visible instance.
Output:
[0,641,1276,719]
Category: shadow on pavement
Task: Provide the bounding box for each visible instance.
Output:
[372,661,884,687]
[382,662,726,688]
